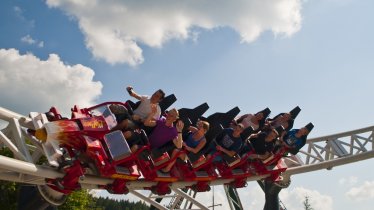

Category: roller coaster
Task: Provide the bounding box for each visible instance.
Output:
[1,97,374,210]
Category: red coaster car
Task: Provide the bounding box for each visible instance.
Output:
[33,102,145,194]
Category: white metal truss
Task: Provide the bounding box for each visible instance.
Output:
[224,185,243,210]
[283,126,374,177]
[2,106,374,209]
[127,189,204,210]
[165,188,199,210]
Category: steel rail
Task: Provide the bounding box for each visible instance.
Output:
[2,105,374,210]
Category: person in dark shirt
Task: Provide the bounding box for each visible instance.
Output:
[280,122,314,155]
[244,126,283,161]
[265,106,301,132]
[205,124,245,160]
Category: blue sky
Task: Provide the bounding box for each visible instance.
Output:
[1,0,374,209]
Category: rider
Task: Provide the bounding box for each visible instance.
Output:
[233,107,271,132]
[161,120,210,172]
[244,126,284,161]
[143,105,184,157]
[279,122,314,155]
[111,86,165,131]
[205,123,245,161]
[265,106,301,132]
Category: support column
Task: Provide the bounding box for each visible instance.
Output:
[224,185,243,210]
[263,179,282,210]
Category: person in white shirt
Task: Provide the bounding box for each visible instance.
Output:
[130,88,164,121]
[111,86,165,131]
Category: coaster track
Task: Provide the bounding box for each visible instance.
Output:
[1,106,374,209]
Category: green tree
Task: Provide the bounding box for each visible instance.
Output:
[0,181,18,210]
[59,189,92,210]
[0,148,18,210]
[303,195,314,210]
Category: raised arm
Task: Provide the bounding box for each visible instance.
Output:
[216,145,236,157]
[249,151,272,160]
[126,86,142,101]
[143,104,158,127]
[188,126,198,133]
[173,120,184,149]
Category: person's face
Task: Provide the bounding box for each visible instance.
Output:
[266,130,278,141]
[197,121,204,131]
[150,91,163,103]
[299,127,309,136]
[283,113,291,121]
[197,121,203,128]
[166,110,178,122]
[234,124,244,133]
[197,120,209,133]
[255,113,264,120]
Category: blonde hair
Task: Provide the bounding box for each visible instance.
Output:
[201,121,210,132]
[237,123,244,129]
[168,108,179,119]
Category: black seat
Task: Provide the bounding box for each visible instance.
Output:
[125,93,177,116]
[159,94,177,114]
[198,107,240,155]
[178,103,209,132]
[124,100,138,115]
[241,126,254,140]
[203,106,241,142]
[178,103,209,125]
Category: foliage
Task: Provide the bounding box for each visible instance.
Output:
[0,181,18,210]
[92,196,149,210]
[0,147,18,210]
[0,146,14,157]
[58,192,150,210]
[303,195,314,210]
[59,189,93,210]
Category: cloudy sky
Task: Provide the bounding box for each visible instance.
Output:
[1,0,374,209]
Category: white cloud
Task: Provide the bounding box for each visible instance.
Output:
[21,35,44,48]
[238,184,333,210]
[90,184,334,210]
[0,48,102,115]
[192,186,231,210]
[339,176,358,186]
[38,41,44,48]
[13,6,24,20]
[280,187,333,210]
[238,185,265,209]
[14,6,22,14]
[346,181,374,201]
[45,0,303,66]
[14,6,35,28]
[21,35,36,45]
